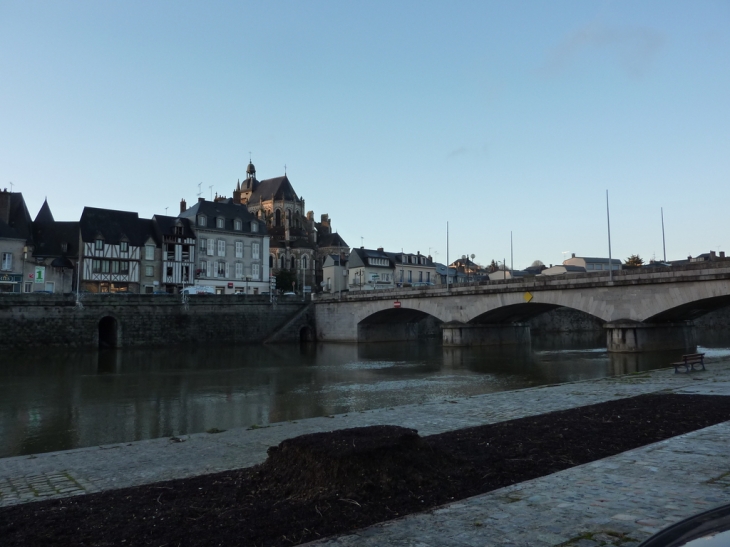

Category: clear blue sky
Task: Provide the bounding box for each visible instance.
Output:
[2,1,728,268]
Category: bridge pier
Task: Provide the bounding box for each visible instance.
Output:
[605,321,696,353]
[442,322,531,347]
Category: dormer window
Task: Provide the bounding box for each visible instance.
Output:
[95,239,104,250]
[61,242,68,253]
[174,225,183,235]
[120,241,129,252]
[251,222,258,233]
[198,215,206,227]
[217,217,225,229]
[234,219,242,231]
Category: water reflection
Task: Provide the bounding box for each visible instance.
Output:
[1,334,729,458]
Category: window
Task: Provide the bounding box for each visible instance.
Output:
[102,261,110,273]
[426,272,430,283]
[368,258,389,267]
[286,210,291,227]
[95,239,104,250]
[399,270,404,282]
[112,261,120,274]
[269,255,274,268]
[1,252,11,271]
[217,261,226,277]
[290,256,295,269]
[252,263,259,279]
[166,266,173,277]
[302,255,308,269]
[235,241,243,258]
[200,238,207,253]
[275,209,281,227]
[92,260,101,273]
[207,239,214,256]
[145,265,154,277]
[419,271,423,282]
[61,242,68,253]
[235,262,243,279]
[217,217,225,229]
[198,216,206,227]
[251,222,258,233]
[217,239,226,257]
[408,270,412,283]
[200,261,206,276]
[174,225,183,236]
[235,219,242,231]
[120,241,128,253]
[24,282,32,293]
[145,245,155,261]
[252,243,260,259]
[120,261,129,274]
[279,255,285,269]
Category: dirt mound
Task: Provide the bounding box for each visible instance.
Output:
[255,425,459,502]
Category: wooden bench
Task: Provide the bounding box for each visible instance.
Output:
[672,353,705,373]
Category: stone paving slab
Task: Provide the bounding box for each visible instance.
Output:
[2,359,730,546]
[307,421,730,547]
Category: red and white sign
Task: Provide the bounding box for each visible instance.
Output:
[393,301,401,308]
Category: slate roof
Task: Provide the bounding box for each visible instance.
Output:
[152,215,196,240]
[387,252,434,266]
[0,192,33,242]
[34,199,55,223]
[348,248,395,268]
[32,221,80,258]
[318,232,348,249]
[179,198,266,235]
[248,176,299,203]
[79,207,155,246]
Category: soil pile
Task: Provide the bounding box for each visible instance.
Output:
[2,393,730,546]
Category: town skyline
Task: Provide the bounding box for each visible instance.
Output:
[2,1,729,269]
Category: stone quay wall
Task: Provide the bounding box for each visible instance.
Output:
[0,294,312,349]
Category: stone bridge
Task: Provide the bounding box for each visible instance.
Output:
[313,262,730,352]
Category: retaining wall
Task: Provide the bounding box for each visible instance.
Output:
[0,294,312,349]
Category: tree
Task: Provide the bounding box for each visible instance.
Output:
[275,269,298,292]
[530,260,545,268]
[625,254,644,267]
[488,259,499,273]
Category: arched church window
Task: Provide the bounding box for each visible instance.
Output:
[286,210,292,227]
[303,255,308,270]
[279,255,285,269]
[290,256,295,269]
[275,209,281,227]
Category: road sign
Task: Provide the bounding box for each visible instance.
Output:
[394,300,401,308]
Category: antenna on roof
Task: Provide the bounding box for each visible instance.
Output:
[284,164,287,175]
[197,183,202,197]
[165,207,168,215]
[9,182,13,192]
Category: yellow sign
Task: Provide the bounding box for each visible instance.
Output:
[523,292,533,302]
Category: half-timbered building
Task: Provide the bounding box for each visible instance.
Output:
[151,215,196,293]
[78,207,156,293]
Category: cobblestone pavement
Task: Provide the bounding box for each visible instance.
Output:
[2,359,730,546]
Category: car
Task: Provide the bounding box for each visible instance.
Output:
[181,286,216,295]
[282,291,296,296]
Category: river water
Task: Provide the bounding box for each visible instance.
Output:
[2,332,730,458]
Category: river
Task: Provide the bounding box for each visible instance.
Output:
[2,332,730,458]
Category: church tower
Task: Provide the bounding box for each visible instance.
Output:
[239,160,258,204]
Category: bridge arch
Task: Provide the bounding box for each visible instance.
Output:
[358,308,443,342]
[643,294,730,323]
[467,302,605,326]
[98,315,121,349]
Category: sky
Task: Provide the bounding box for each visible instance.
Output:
[1,1,729,269]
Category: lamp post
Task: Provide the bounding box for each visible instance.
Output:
[245,275,250,299]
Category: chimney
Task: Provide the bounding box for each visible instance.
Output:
[0,188,10,225]
[710,250,716,259]
[721,251,726,259]
[377,247,383,252]
[571,253,575,258]
[180,199,187,213]
[198,197,205,203]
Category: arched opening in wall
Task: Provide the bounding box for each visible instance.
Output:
[98,316,120,349]
[358,308,443,342]
[470,303,605,351]
[275,209,282,227]
[286,209,292,227]
[302,255,308,270]
[279,255,285,269]
[299,326,314,343]
[290,256,295,269]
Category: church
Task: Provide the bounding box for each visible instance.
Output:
[228,161,348,291]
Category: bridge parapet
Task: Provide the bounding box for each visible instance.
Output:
[313,261,730,303]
